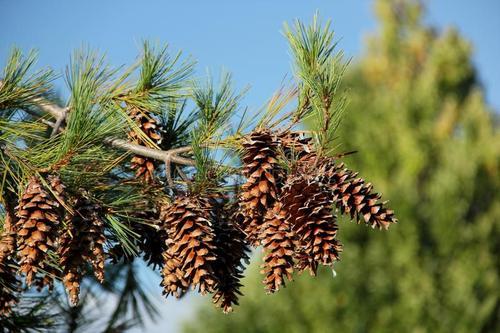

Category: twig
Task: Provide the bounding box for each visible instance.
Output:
[50,107,69,137]
[32,97,64,119]
[104,138,195,166]
[175,165,190,182]
[164,158,174,188]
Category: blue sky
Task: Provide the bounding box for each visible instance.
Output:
[2,1,500,112]
[1,1,499,332]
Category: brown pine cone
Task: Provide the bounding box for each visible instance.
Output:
[321,160,397,230]
[161,251,189,298]
[135,210,166,270]
[0,259,19,316]
[282,168,342,276]
[278,131,313,160]
[240,130,282,245]
[259,201,295,293]
[15,176,63,287]
[58,196,106,305]
[212,200,250,313]
[160,196,218,297]
[128,107,163,183]
[0,212,16,265]
[0,213,19,316]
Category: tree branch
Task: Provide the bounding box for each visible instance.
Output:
[165,158,174,188]
[31,97,65,119]
[104,138,195,166]
[50,107,68,137]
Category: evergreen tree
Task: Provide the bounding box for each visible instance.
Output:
[0,9,400,333]
[184,1,499,333]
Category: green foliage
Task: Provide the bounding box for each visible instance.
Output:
[130,41,194,112]
[184,1,499,332]
[159,99,197,151]
[122,42,196,149]
[0,48,55,115]
[190,72,245,188]
[192,72,245,143]
[0,27,257,330]
[284,14,348,150]
[64,49,123,149]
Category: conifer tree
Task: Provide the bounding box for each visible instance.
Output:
[184,1,499,333]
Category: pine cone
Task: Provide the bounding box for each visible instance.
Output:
[33,263,59,292]
[259,201,295,293]
[322,160,397,230]
[212,201,250,313]
[240,130,282,245]
[48,174,66,199]
[0,213,16,264]
[128,107,163,183]
[236,212,263,247]
[58,196,106,305]
[282,169,342,276]
[160,196,218,297]
[135,210,166,270]
[15,176,63,287]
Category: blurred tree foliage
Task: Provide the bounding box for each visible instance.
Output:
[183,0,500,332]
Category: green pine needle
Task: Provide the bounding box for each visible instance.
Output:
[0,48,56,114]
[284,14,349,151]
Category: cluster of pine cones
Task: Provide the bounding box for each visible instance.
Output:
[160,195,249,312]
[0,175,106,315]
[0,128,396,316]
[240,130,396,291]
[0,104,158,316]
[158,130,397,312]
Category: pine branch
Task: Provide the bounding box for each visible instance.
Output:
[284,14,348,152]
[50,107,69,137]
[103,139,195,166]
[23,96,196,166]
[31,95,66,118]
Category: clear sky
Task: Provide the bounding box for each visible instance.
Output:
[1,1,500,112]
[1,1,499,332]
